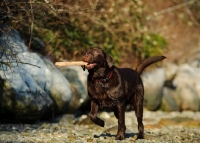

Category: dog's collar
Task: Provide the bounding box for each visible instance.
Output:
[92,70,114,83]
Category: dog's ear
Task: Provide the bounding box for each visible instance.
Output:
[81,65,85,71]
[104,52,114,68]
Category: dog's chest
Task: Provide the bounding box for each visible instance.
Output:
[88,82,119,108]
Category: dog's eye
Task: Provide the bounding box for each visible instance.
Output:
[93,51,99,56]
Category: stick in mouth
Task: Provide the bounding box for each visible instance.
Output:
[55,61,88,67]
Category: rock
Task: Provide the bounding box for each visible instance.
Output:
[18,53,72,115]
[0,27,28,53]
[141,68,165,111]
[173,64,200,111]
[17,52,51,93]
[19,53,72,115]
[65,66,88,94]
[0,30,51,122]
[196,84,200,100]
[163,62,178,81]
[190,60,200,68]
[0,29,72,122]
[58,66,88,113]
[42,58,72,114]
[0,60,52,123]
[173,64,198,87]
[161,87,180,111]
[176,84,200,111]
[29,37,45,54]
[99,112,111,119]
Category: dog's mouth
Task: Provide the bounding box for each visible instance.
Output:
[85,62,97,70]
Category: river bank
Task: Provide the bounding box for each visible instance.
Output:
[0,110,200,143]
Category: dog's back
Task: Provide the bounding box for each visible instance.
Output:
[117,67,142,87]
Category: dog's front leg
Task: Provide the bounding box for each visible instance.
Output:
[89,100,105,127]
[115,103,126,140]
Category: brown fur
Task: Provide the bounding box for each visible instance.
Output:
[82,47,165,140]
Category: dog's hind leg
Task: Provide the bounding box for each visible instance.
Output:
[115,103,126,140]
[133,86,144,139]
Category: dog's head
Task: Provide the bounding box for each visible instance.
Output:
[82,47,114,71]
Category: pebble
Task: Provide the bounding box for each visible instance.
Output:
[0,110,199,143]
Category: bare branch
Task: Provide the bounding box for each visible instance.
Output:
[148,0,195,19]
[28,0,34,49]
[185,4,200,26]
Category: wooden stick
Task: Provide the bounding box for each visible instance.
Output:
[55,61,88,67]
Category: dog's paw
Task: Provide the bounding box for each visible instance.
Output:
[91,117,105,127]
[137,133,144,139]
[115,133,125,140]
[97,118,105,127]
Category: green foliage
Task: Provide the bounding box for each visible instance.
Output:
[142,33,168,58]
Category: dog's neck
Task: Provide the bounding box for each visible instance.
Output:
[88,66,112,80]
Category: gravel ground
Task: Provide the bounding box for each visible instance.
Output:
[0,110,200,143]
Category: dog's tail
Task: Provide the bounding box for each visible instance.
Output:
[135,56,166,75]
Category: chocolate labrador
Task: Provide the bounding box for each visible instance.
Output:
[82,47,165,140]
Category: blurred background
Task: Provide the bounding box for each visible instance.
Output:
[1,0,199,66]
